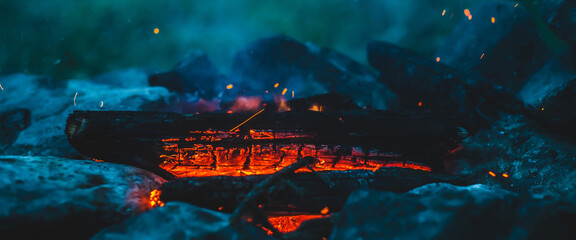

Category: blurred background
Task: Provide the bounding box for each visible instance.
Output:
[0,0,561,80]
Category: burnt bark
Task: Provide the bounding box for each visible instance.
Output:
[160,168,471,215]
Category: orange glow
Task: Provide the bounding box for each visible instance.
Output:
[227,110,232,114]
[488,171,496,177]
[282,88,288,95]
[0,83,4,91]
[150,189,165,207]
[442,10,446,16]
[229,109,265,132]
[480,53,485,59]
[274,83,279,88]
[468,15,472,20]
[436,57,440,62]
[541,107,544,111]
[154,28,159,34]
[491,17,495,23]
[292,91,294,98]
[226,84,233,89]
[230,96,262,112]
[100,101,103,108]
[267,215,327,234]
[417,102,422,107]
[514,3,518,7]
[502,173,509,178]
[464,9,470,16]
[309,105,323,112]
[320,207,329,215]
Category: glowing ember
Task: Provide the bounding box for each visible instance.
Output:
[226,84,233,89]
[464,9,470,16]
[320,206,329,214]
[480,53,485,59]
[442,9,446,16]
[150,189,165,207]
[267,215,327,234]
[418,102,423,107]
[514,3,518,7]
[491,17,495,23]
[488,171,496,177]
[74,92,78,106]
[309,104,323,112]
[230,96,262,112]
[274,83,279,88]
[282,88,288,95]
[154,28,159,34]
[436,57,440,62]
[502,173,509,178]
[0,83,3,91]
[541,107,545,111]
[100,101,103,108]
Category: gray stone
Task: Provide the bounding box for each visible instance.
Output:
[0,73,171,157]
[0,155,165,239]
[92,202,270,240]
[436,1,549,92]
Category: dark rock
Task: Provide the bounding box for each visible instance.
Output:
[149,50,228,98]
[286,93,361,112]
[0,73,170,157]
[436,1,550,92]
[0,156,165,239]
[92,202,269,240]
[0,109,30,152]
[367,40,523,132]
[519,49,576,138]
[540,0,576,46]
[232,35,396,109]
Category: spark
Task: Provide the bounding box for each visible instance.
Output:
[218,206,223,211]
[502,173,509,178]
[100,101,103,108]
[464,9,472,20]
[154,28,159,34]
[320,206,329,215]
[226,84,233,89]
[0,83,3,91]
[480,53,485,59]
[74,92,78,106]
[442,9,446,16]
[418,102,422,107]
[468,15,472,20]
[514,3,518,7]
[274,83,279,88]
[488,171,496,177]
[282,88,288,95]
[541,107,545,111]
[229,109,265,132]
[436,57,440,62]
[292,91,294,98]
[491,17,495,23]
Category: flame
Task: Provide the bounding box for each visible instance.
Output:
[309,104,323,112]
[150,189,165,207]
[267,215,327,234]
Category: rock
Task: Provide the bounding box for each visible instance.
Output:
[436,1,549,92]
[540,0,576,46]
[91,202,269,240]
[331,183,576,239]
[367,40,523,132]
[232,35,396,109]
[0,109,30,152]
[0,155,165,239]
[149,50,229,99]
[0,73,171,157]
[93,68,150,88]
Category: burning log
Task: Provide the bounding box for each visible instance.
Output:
[159,167,471,215]
[66,110,466,179]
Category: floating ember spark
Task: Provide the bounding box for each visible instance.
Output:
[480,53,485,59]
[491,17,495,23]
[154,28,159,34]
[226,84,233,89]
[150,189,165,207]
[418,102,423,107]
[541,107,545,111]
[320,206,329,214]
[282,88,288,95]
[0,83,3,91]
[436,57,440,62]
[100,101,103,108]
[442,9,446,16]
[292,91,294,98]
[74,92,78,106]
[274,83,279,88]
[309,105,323,112]
[488,171,496,177]
[229,109,265,132]
[502,173,509,178]
[514,3,518,7]
[464,9,472,20]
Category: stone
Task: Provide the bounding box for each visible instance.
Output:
[232,35,396,109]
[540,0,576,46]
[436,1,549,92]
[0,109,30,152]
[0,155,165,239]
[91,202,269,240]
[0,73,171,157]
[367,40,523,132]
